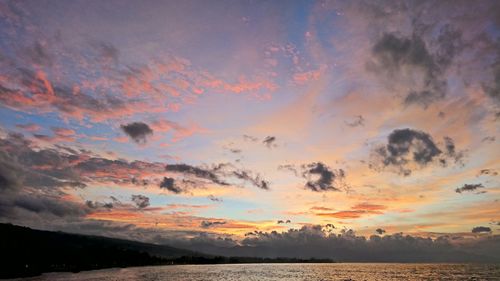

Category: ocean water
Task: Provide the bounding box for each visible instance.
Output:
[11,263,500,281]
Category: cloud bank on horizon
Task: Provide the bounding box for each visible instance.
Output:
[0,0,499,259]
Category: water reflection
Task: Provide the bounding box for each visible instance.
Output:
[12,263,500,281]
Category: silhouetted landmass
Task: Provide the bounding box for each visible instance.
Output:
[0,223,334,279]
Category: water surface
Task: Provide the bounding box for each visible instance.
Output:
[11,263,500,281]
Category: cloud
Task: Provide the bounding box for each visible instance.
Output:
[200,220,226,228]
[231,169,270,190]
[482,49,500,105]
[95,42,119,63]
[0,131,168,224]
[243,135,258,142]
[481,136,496,143]
[120,122,153,144]
[472,226,492,233]
[86,200,113,210]
[371,128,463,176]
[207,195,223,203]
[0,133,86,191]
[352,203,386,211]
[159,177,182,194]
[301,162,345,192]
[315,202,386,219]
[345,115,365,127]
[165,163,270,191]
[310,206,333,211]
[150,119,206,143]
[0,67,158,123]
[262,136,276,148]
[15,123,41,132]
[24,41,53,66]
[0,193,89,220]
[131,194,150,209]
[455,183,485,194]
[205,225,500,262]
[280,162,347,192]
[165,163,229,186]
[368,25,463,107]
[202,76,277,95]
[478,169,498,176]
[33,127,78,143]
[292,68,322,85]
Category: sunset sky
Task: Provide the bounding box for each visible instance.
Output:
[0,0,499,247]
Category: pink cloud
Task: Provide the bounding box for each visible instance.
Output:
[151,119,207,142]
[15,123,41,132]
[292,67,324,85]
[33,126,79,143]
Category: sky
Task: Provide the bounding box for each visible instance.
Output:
[0,0,499,259]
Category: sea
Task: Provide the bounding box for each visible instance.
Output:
[8,263,500,281]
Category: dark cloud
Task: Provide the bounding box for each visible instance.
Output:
[371,128,464,176]
[200,220,226,228]
[443,136,455,155]
[455,183,484,194]
[242,135,258,142]
[482,47,500,105]
[0,132,167,224]
[478,169,498,177]
[96,42,119,63]
[165,163,229,186]
[472,226,492,233]
[0,133,86,191]
[232,169,270,190]
[280,162,346,192]
[375,228,386,235]
[262,136,276,148]
[120,122,153,144]
[441,136,465,166]
[159,177,182,194]
[301,162,345,192]
[278,164,299,176]
[369,26,462,107]
[0,193,89,219]
[345,115,365,127]
[131,194,150,209]
[6,218,497,263]
[165,163,270,191]
[384,128,440,165]
[172,225,500,262]
[24,41,53,66]
[481,136,496,143]
[85,200,113,210]
[207,195,223,203]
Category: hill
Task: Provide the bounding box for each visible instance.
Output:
[0,223,200,278]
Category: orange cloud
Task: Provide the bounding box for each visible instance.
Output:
[315,202,387,219]
[310,206,334,211]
